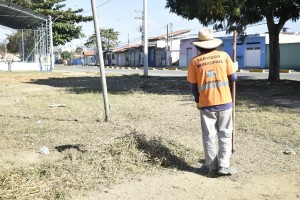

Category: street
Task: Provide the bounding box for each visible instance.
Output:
[54,65,300,81]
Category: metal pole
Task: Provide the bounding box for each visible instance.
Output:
[143,0,148,76]
[170,23,173,51]
[4,39,7,54]
[48,16,54,71]
[128,33,129,46]
[90,0,110,121]
[232,31,237,153]
[167,24,169,50]
[22,29,24,62]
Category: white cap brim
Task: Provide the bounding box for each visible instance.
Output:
[193,38,223,49]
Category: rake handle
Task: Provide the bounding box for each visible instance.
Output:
[232,31,237,153]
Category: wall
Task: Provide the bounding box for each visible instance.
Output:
[116,52,128,66]
[179,38,198,67]
[179,35,267,68]
[179,38,224,67]
[0,62,44,71]
[128,49,141,66]
[266,43,300,69]
[222,35,266,68]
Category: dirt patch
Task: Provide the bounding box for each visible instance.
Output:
[0,149,63,168]
[77,172,300,200]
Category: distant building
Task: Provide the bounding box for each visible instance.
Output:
[112,29,191,67]
[265,33,300,69]
[55,43,77,53]
[179,31,300,70]
[0,52,21,62]
[82,50,96,66]
[221,34,267,68]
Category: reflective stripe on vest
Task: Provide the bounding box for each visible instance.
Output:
[198,81,229,91]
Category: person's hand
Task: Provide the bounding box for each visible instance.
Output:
[233,61,239,70]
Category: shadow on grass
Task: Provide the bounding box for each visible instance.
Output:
[27,74,190,95]
[55,144,86,153]
[27,74,300,109]
[123,133,211,177]
[235,79,300,110]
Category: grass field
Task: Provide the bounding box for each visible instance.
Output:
[0,71,299,199]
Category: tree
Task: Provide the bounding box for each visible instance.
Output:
[166,0,300,82]
[0,43,6,52]
[6,0,93,46]
[85,28,120,52]
[61,51,72,60]
[6,30,36,61]
[75,47,83,54]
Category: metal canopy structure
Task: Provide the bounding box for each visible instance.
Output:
[0,1,54,71]
[0,1,47,29]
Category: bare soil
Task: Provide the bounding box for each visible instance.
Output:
[0,71,299,200]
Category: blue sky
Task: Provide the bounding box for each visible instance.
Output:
[65,0,204,46]
[1,0,300,47]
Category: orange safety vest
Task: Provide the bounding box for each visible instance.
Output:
[187,50,237,107]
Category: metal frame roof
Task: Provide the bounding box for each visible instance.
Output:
[0,1,47,30]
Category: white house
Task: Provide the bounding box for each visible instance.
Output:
[112,29,191,67]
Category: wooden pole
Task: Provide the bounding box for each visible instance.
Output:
[232,31,237,153]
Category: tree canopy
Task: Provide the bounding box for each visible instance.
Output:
[85,28,120,52]
[166,0,300,82]
[0,42,6,52]
[6,0,93,46]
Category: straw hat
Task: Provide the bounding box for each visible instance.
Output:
[192,28,223,49]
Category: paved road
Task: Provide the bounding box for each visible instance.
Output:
[54,65,300,81]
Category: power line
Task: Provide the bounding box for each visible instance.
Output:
[81,0,114,15]
[53,0,114,23]
[149,25,168,36]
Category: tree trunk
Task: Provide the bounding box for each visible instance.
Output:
[268,31,280,82]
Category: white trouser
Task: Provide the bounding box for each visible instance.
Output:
[200,108,233,170]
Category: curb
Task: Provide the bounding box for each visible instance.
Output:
[249,69,266,73]
[101,66,298,74]
[280,69,293,73]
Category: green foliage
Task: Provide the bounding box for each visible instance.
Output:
[0,43,6,52]
[6,30,35,61]
[6,0,93,46]
[6,33,19,54]
[85,28,120,51]
[75,47,83,54]
[166,0,300,34]
[166,0,300,81]
[61,50,72,59]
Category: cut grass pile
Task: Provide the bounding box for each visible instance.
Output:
[0,133,200,199]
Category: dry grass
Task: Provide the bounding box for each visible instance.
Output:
[0,71,299,199]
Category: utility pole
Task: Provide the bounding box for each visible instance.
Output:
[48,15,54,71]
[169,23,173,66]
[166,24,169,50]
[4,39,7,54]
[134,10,143,67]
[169,23,173,51]
[21,29,24,62]
[143,0,148,76]
[90,0,110,121]
[128,33,129,46]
